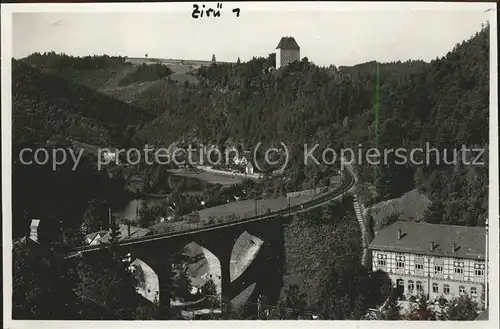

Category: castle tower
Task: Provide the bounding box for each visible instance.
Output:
[275,36,300,69]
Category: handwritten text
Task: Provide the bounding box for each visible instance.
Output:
[192,3,240,19]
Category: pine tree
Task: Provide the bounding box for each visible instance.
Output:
[172,268,193,302]
[109,213,121,245]
[73,250,140,319]
[442,295,479,320]
[383,297,401,320]
[13,243,80,319]
[82,199,109,233]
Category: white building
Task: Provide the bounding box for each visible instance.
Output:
[275,36,300,69]
[233,155,248,166]
[102,150,116,162]
[369,222,486,306]
[84,224,151,245]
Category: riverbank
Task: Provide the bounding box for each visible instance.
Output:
[196,166,263,180]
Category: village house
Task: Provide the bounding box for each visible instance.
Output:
[85,230,109,246]
[29,219,41,243]
[230,153,255,176]
[102,148,117,162]
[232,154,248,166]
[369,222,486,307]
[84,224,151,245]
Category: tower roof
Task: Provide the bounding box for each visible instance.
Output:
[276,37,300,50]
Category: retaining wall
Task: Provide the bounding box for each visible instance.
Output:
[343,158,372,267]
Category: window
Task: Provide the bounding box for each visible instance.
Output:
[432,283,439,293]
[459,286,466,295]
[415,263,424,270]
[396,254,405,269]
[377,259,386,267]
[471,287,477,296]
[474,263,485,276]
[454,261,464,275]
[443,284,450,294]
[416,281,423,291]
[397,279,405,287]
[434,265,443,273]
[408,280,414,291]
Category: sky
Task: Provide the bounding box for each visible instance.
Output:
[10,3,493,67]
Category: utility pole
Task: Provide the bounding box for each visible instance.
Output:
[136,200,139,222]
[427,257,431,302]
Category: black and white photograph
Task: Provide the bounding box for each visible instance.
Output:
[1,1,498,327]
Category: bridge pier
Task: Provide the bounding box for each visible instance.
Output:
[130,246,174,319]
[156,256,173,318]
[191,233,237,317]
[220,248,232,317]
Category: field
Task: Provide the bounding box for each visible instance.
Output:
[149,193,315,235]
[368,188,431,232]
[196,194,315,221]
[149,187,325,234]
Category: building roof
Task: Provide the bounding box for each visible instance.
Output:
[276,37,300,50]
[369,222,486,260]
[85,230,109,242]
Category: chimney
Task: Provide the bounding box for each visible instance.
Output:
[430,241,435,251]
[397,229,402,240]
[452,241,456,253]
[29,219,40,243]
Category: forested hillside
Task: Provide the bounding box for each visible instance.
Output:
[14,24,490,230]
[11,21,490,321]
[22,52,179,105]
[136,24,490,227]
[12,59,154,150]
[23,52,132,90]
[11,60,152,238]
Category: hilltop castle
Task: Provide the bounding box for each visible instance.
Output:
[275,36,300,69]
